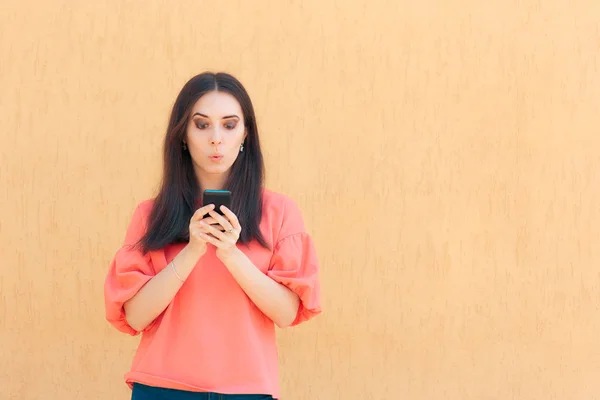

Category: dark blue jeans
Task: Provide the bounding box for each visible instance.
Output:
[131,383,275,400]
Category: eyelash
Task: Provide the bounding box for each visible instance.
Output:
[194,121,237,130]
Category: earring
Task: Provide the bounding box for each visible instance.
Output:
[182,142,187,151]
[240,143,244,152]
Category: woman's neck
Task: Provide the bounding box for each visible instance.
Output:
[196,170,229,191]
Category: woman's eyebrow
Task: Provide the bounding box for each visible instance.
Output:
[192,112,239,120]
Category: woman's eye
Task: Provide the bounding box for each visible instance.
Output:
[225,123,237,130]
[195,121,209,129]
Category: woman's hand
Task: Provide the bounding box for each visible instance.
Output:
[188,204,216,256]
[198,206,242,259]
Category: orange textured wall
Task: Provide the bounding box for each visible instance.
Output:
[1,1,600,399]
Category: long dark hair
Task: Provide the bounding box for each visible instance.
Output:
[138,72,269,253]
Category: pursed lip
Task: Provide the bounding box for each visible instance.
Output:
[209,153,224,160]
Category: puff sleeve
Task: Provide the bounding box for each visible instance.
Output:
[266,198,322,326]
[103,202,156,335]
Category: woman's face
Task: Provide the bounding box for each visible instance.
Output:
[185,91,247,185]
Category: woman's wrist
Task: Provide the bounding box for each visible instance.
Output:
[216,246,243,265]
[184,242,207,260]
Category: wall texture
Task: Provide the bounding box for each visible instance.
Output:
[1,1,600,399]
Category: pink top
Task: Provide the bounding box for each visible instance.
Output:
[103,189,321,399]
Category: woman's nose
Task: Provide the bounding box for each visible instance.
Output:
[209,127,223,145]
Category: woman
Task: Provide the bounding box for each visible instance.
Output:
[104,72,322,400]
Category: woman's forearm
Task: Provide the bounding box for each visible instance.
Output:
[123,244,204,332]
[219,248,300,328]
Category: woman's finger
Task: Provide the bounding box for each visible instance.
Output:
[200,220,229,241]
[201,217,222,227]
[190,222,213,238]
[198,225,233,248]
[201,218,225,231]
[220,206,241,232]
[198,231,221,247]
[191,204,215,222]
[207,210,235,233]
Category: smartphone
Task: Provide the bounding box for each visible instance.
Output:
[202,190,232,217]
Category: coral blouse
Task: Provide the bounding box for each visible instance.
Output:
[103,189,322,399]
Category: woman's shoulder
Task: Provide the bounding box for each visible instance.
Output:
[261,188,299,213]
[261,188,306,233]
[127,198,156,226]
[134,198,155,215]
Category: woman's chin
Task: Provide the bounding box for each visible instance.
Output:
[198,164,231,175]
